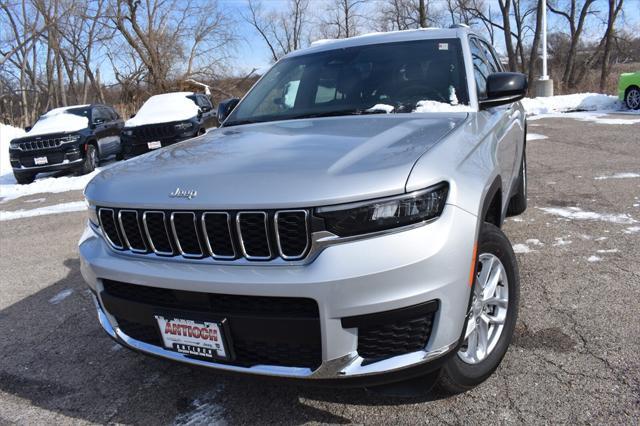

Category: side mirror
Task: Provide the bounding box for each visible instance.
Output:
[93,117,106,125]
[201,105,211,113]
[25,126,32,132]
[479,72,528,109]
[129,113,136,119]
[217,98,240,123]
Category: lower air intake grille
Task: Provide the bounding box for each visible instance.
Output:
[357,313,435,362]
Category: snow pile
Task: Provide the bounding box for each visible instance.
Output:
[26,105,90,137]
[414,100,472,113]
[126,92,199,127]
[1,124,25,176]
[521,93,621,115]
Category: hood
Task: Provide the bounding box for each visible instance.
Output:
[86,114,466,209]
[27,106,89,137]
[126,92,199,127]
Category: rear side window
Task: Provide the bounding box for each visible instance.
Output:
[469,38,490,99]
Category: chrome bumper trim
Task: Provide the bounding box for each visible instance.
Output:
[92,294,456,380]
[13,157,83,171]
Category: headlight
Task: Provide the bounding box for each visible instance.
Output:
[174,122,193,131]
[61,134,81,144]
[86,199,99,227]
[315,183,448,237]
[123,129,134,136]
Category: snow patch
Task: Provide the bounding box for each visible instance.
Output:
[366,104,395,113]
[174,388,225,426]
[538,206,637,225]
[623,226,640,234]
[413,100,472,113]
[0,161,116,200]
[596,249,619,253]
[49,289,73,305]
[594,172,640,180]
[553,237,572,246]
[587,255,602,262]
[525,239,544,246]
[513,243,532,253]
[126,92,199,127]
[0,201,85,221]
[526,133,548,141]
[1,124,26,177]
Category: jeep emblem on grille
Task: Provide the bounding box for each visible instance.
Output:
[169,187,198,200]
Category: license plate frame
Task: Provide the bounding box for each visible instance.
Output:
[34,156,48,165]
[154,311,233,361]
[147,141,162,150]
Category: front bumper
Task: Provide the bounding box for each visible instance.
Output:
[121,133,195,158]
[79,204,477,382]
[10,145,84,173]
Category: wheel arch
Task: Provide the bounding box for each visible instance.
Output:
[480,176,503,228]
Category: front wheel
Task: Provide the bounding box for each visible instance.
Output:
[436,223,520,394]
[625,86,640,110]
[77,144,97,175]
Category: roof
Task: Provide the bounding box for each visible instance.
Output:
[287,27,475,58]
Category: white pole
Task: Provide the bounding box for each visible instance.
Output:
[541,0,548,80]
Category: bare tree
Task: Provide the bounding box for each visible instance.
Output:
[376,0,440,31]
[108,0,234,92]
[319,0,366,39]
[599,0,624,91]
[244,0,310,62]
[548,0,596,90]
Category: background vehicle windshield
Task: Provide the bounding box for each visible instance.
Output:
[227,38,468,125]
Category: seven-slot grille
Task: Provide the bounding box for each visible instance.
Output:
[17,137,65,151]
[97,207,310,261]
[134,124,177,140]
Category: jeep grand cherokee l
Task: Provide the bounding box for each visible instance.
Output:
[9,104,123,184]
[120,92,217,159]
[81,27,527,391]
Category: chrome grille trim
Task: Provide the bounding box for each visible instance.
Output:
[274,210,310,260]
[118,210,147,253]
[97,207,312,263]
[201,212,236,259]
[18,137,64,151]
[98,208,124,250]
[142,211,174,256]
[170,212,204,258]
[236,211,272,260]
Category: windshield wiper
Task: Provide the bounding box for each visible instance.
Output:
[285,108,390,120]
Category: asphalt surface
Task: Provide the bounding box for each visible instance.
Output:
[0,114,639,424]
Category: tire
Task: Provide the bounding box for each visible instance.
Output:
[13,171,35,185]
[507,149,527,216]
[78,144,97,175]
[436,223,520,394]
[625,86,640,110]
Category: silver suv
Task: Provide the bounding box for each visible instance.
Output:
[80,27,527,392]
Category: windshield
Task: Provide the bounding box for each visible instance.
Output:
[225,38,468,126]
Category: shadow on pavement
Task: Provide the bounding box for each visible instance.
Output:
[0,258,448,424]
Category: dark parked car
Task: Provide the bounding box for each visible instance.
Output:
[120,92,217,159]
[9,104,123,184]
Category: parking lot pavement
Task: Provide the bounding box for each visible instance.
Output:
[0,114,638,424]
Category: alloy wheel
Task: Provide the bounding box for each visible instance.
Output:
[458,253,509,364]
[627,88,640,110]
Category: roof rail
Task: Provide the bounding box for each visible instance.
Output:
[449,23,470,29]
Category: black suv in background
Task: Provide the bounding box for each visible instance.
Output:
[120,92,217,159]
[9,104,123,184]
